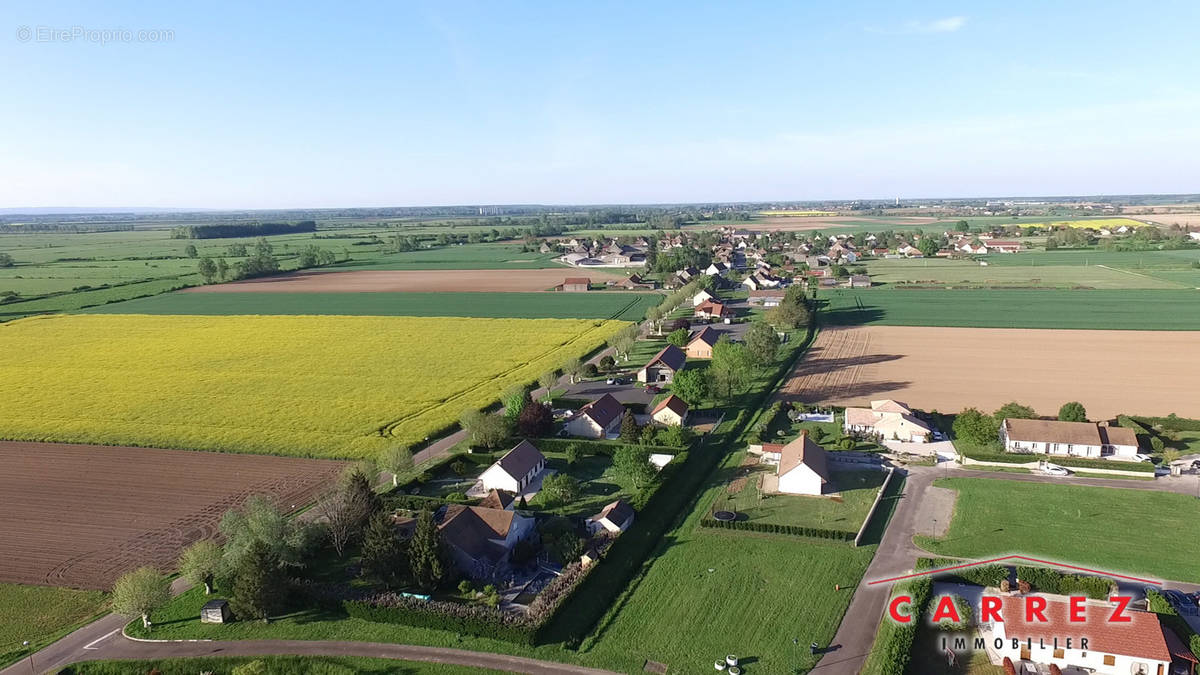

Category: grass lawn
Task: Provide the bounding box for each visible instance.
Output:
[0,583,108,667]
[60,655,506,674]
[83,290,663,321]
[914,477,1200,583]
[717,466,885,533]
[335,243,563,270]
[862,258,1185,289]
[820,288,1200,330]
[907,624,1005,675]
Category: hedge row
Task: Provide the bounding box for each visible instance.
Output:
[871,576,932,675]
[699,517,856,541]
[344,594,535,645]
[533,438,682,456]
[381,493,460,511]
[1133,415,1200,432]
[916,557,1007,587]
[1015,566,1114,599]
[960,446,1156,473]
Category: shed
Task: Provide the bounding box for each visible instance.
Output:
[200,598,231,623]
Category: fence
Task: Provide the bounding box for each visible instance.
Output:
[854,466,896,547]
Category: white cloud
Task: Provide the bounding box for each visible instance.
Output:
[867,16,967,35]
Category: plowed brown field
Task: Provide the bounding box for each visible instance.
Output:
[778,325,1200,420]
[183,268,616,293]
[0,442,344,589]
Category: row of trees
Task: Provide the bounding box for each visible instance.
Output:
[952,400,1089,445]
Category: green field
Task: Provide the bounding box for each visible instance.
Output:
[821,288,1200,329]
[862,258,1186,289]
[83,290,663,321]
[719,468,885,531]
[0,583,108,667]
[979,247,1200,268]
[914,477,1200,583]
[60,655,504,674]
[334,243,563,270]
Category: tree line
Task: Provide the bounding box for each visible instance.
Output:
[171,221,317,240]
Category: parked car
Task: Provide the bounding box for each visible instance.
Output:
[1041,465,1070,477]
[645,385,661,394]
[931,431,946,441]
[605,378,615,385]
[1191,460,1200,470]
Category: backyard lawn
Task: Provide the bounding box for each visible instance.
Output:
[0,583,108,667]
[915,477,1200,583]
[717,466,885,533]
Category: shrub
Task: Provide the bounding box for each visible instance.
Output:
[699,518,856,541]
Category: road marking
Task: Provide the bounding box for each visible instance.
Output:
[83,629,119,650]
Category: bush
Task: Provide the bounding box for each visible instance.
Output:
[873,576,932,675]
[344,593,535,644]
[699,518,856,541]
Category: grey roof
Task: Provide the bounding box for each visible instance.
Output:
[579,393,625,428]
[495,440,545,480]
[593,499,635,527]
[644,344,686,373]
[688,326,721,348]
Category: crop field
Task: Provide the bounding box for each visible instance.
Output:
[335,242,562,270]
[915,478,1200,583]
[861,258,1184,289]
[0,583,107,666]
[0,314,625,457]
[777,325,1200,420]
[1046,217,1147,229]
[821,288,1200,330]
[979,247,1200,268]
[182,268,623,293]
[84,290,662,321]
[0,441,344,589]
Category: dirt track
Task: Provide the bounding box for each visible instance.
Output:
[184,268,618,293]
[0,442,344,589]
[778,325,1200,420]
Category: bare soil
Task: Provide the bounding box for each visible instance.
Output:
[1132,212,1200,228]
[778,325,1200,420]
[184,268,618,293]
[0,442,344,589]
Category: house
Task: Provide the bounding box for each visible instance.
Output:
[692,289,716,306]
[748,289,786,307]
[760,432,832,496]
[694,301,731,320]
[1000,419,1140,459]
[685,326,721,358]
[476,440,547,493]
[438,504,535,580]
[478,489,514,511]
[896,244,923,257]
[847,274,870,288]
[560,277,591,292]
[704,262,730,276]
[564,393,625,439]
[586,499,635,535]
[843,400,932,443]
[538,242,552,254]
[987,593,1194,675]
[651,394,689,426]
[615,274,656,290]
[637,345,686,383]
[985,240,1022,253]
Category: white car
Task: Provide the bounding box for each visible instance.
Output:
[1042,465,1070,477]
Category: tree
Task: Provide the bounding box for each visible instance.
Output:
[613,444,656,490]
[197,257,218,283]
[111,567,171,629]
[670,368,708,406]
[540,473,582,506]
[216,258,229,281]
[538,370,559,401]
[408,510,448,592]
[502,385,530,421]
[1163,448,1181,465]
[517,400,553,437]
[254,237,273,256]
[565,444,580,466]
[185,244,198,258]
[1152,437,1166,453]
[994,401,1037,420]
[230,539,282,621]
[178,540,222,594]
[646,306,664,334]
[611,335,635,362]
[766,300,809,330]
[954,220,970,232]
[1058,401,1087,422]
[219,496,316,575]
[918,236,940,257]
[377,445,413,487]
[744,321,780,365]
[360,511,406,587]
[666,328,689,348]
[562,357,584,384]
[459,409,510,449]
[0,252,13,267]
[619,412,641,443]
[598,354,616,372]
[952,408,1000,445]
[709,338,755,399]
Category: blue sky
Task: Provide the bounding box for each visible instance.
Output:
[3,1,1199,208]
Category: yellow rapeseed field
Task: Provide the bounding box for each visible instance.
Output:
[1048,217,1147,230]
[0,314,625,459]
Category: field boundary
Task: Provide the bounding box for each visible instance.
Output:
[854,466,896,546]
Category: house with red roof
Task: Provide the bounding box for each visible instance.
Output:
[650,394,689,427]
[987,593,1194,675]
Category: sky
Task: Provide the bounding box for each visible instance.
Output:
[2,1,1199,209]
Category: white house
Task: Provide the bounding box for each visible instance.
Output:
[704,262,730,276]
[585,499,635,535]
[439,504,535,580]
[692,289,716,306]
[650,394,688,426]
[1000,419,1140,459]
[761,433,832,496]
[475,440,547,494]
[564,393,625,439]
[987,593,1194,675]
[843,400,932,443]
[637,345,687,384]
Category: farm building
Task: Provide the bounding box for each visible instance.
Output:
[685,326,721,359]
[564,393,625,439]
[650,394,689,426]
[986,594,1194,675]
[843,399,932,443]
[999,419,1139,459]
[615,274,656,290]
[438,504,535,581]
[637,345,686,384]
[760,432,832,496]
[474,440,547,495]
[559,277,591,292]
[747,289,785,307]
[586,499,635,535]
